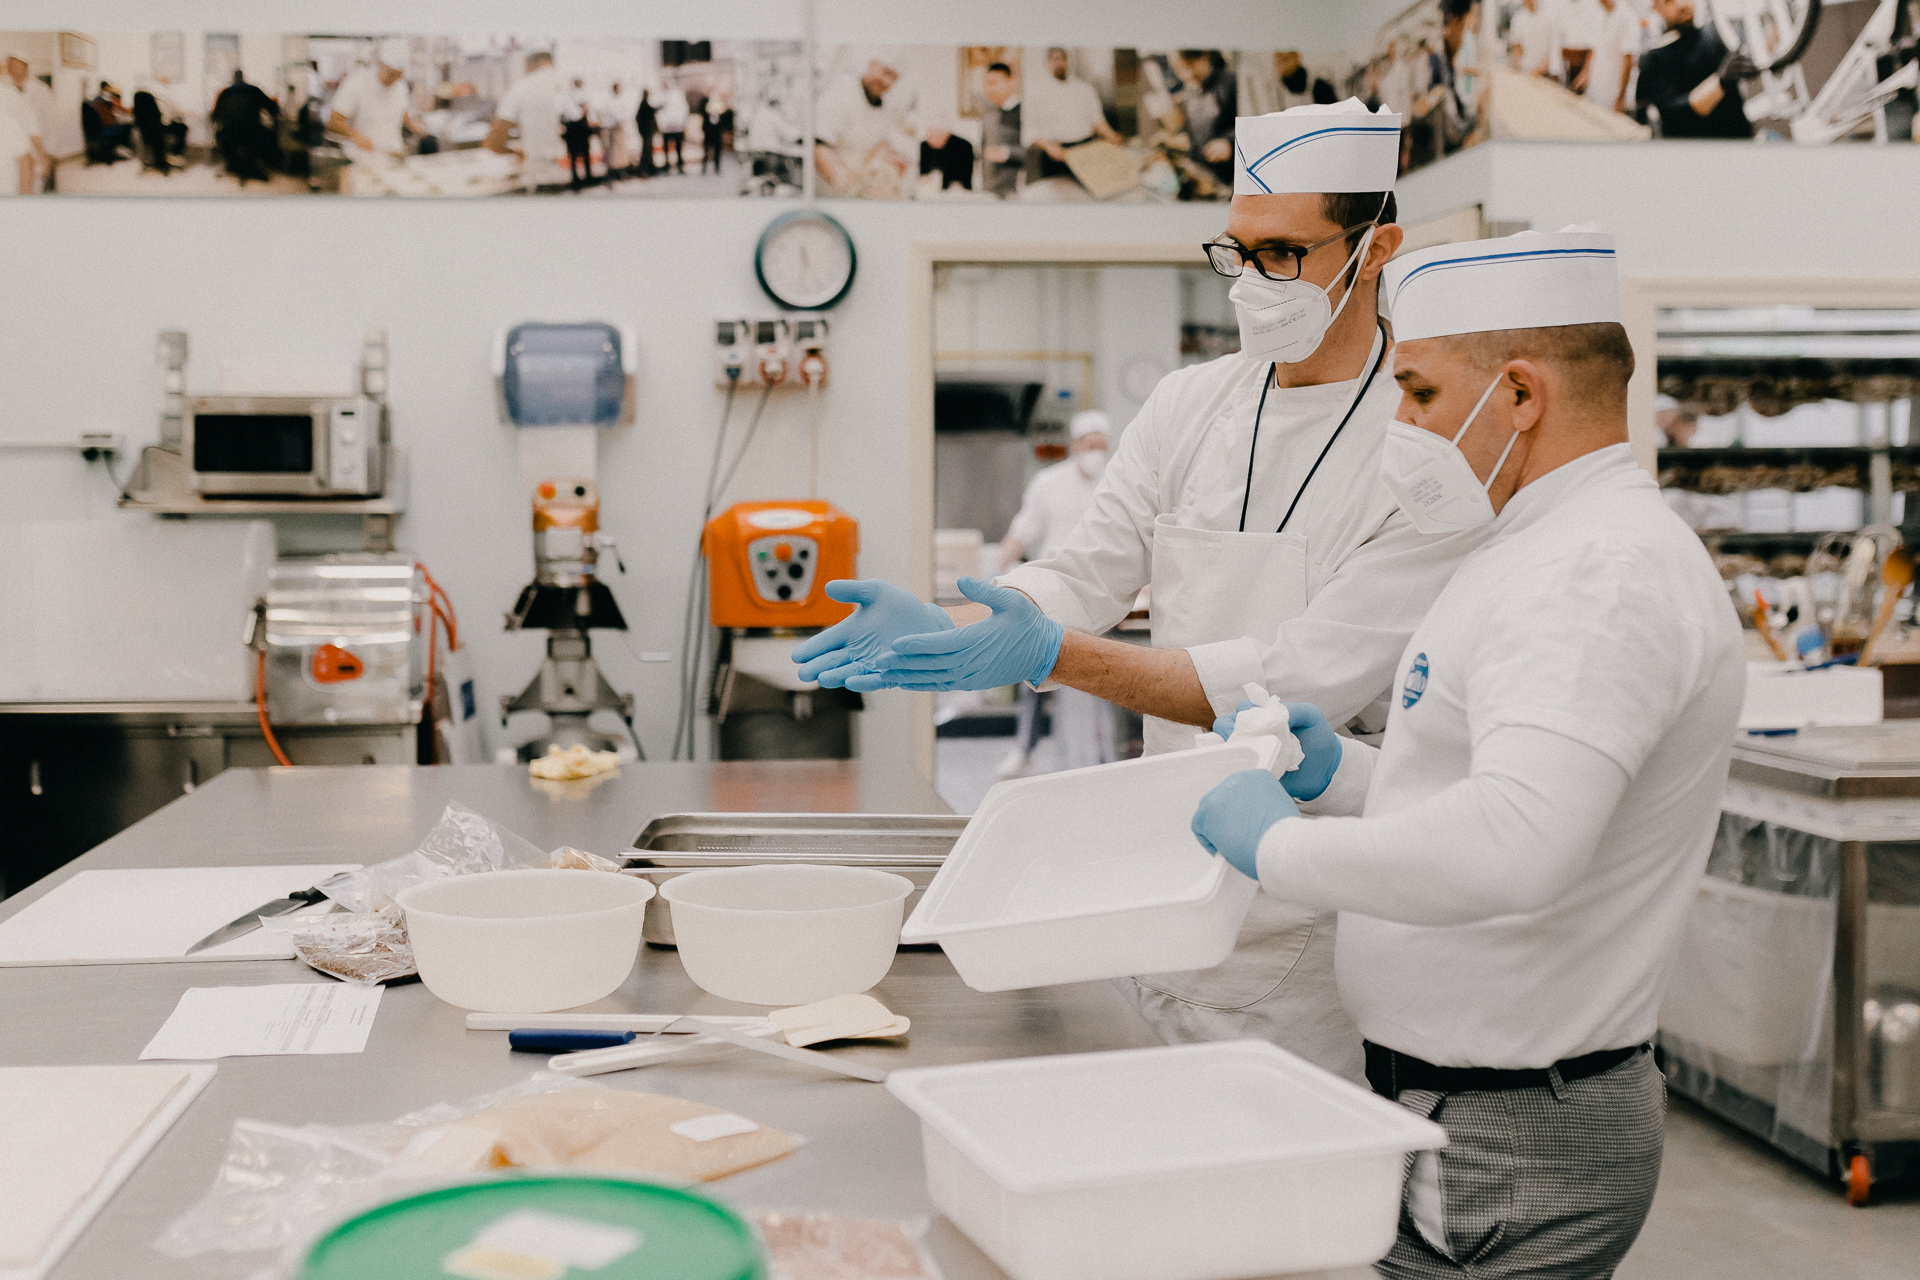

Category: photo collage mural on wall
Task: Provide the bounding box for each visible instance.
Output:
[1,7,1910,199]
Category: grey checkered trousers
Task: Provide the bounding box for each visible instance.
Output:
[1375,1050,1665,1278]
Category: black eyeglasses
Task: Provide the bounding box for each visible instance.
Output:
[1203,222,1377,282]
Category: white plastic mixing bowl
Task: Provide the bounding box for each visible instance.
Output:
[396,868,654,1013]
[660,864,914,1006]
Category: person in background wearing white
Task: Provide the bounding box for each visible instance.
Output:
[1561,0,1601,92]
[329,41,417,156]
[486,50,567,191]
[601,79,634,177]
[795,102,1489,1084]
[994,411,1119,779]
[0,105,32,195]
[1585,0,1643,113]
[1022,47,1122,183]
[656,83,690,174]
[1,49,51,191]
[1507,0,1562,77]
[1194,229,1743,1277]
[812,54,916,196]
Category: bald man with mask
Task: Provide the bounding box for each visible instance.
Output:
[1196,230,1743,1276]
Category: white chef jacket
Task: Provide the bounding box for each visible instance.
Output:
[998,350,1488,730]
[1256,445,1745,1068]
[0,76,51,142]
[656,87,690,133]
[1006,457,1101,562]
[0,110,31,193]
[814,74,913,159]
[496,65,567,162]
[602,88,636,149]
[1508,3,1561,75]
[1560,0,1603,50]
[1021,74,1106,145]
[331,70,410,152]
[1584,1,1643,105]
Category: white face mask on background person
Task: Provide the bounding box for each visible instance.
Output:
[1229,226,1375,366]
[1075,448,1109,481]
[1378,372,1521,534]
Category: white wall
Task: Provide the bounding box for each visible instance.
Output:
[1096,267,1183,433]
[0,0,1333,768]
[1397,140,1920,275]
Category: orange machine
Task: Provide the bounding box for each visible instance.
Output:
[704,500,859,629]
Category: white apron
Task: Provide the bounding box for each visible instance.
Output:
[1116,334,1386,1084]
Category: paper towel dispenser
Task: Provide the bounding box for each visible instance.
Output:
[493,322,638,427]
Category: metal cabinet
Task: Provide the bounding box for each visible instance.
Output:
[0,703,413,898]
[1660,725,1920,1204]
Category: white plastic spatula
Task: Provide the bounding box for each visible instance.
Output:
[767,994,909,1046]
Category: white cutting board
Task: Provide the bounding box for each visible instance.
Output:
[0,866,360,966]
[0,1062,217,1280]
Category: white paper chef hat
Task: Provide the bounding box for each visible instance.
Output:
[1234,99,1402,196]
[1069,410,1111,440]
[377,39,410,70]
[1384,228,1622,341]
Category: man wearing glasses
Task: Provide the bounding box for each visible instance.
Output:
[792,101,1486,1081]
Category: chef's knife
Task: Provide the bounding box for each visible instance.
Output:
[185,885,331,955]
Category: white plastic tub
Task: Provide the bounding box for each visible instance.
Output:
[899,740,1272,991]
[396,869,653,1013]
[660,864,914,1006]
[887,1040,1446,1280]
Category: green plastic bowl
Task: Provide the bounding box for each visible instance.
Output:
[299,1176,765,1280]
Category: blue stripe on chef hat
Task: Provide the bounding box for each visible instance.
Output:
[1232,100,1402,196]
[1384,232,1622,341]
[1236,125,1404,194]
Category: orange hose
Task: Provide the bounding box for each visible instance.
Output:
[417,564,458,651]
[255,648,293,767]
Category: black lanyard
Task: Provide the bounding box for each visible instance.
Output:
[1237,320,1388,534]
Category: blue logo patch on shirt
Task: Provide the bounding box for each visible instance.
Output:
[1403,653,1429,708]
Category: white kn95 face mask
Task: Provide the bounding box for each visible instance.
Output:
[1378,372,1518,534]
[1229,225,1375,366]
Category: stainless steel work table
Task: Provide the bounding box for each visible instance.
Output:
[0,762,1171,1280]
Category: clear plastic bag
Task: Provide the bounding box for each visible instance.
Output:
[153,1074,599,1271]
[752,1212,944,1280]
[320,803,552,913]
[261,907,415,986]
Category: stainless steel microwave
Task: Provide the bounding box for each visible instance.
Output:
[185,395,385,497]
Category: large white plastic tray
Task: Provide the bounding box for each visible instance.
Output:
[887,1040,1446,1280]
[899,739,1273,991]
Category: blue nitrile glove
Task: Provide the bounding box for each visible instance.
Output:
[1212,698,1256,740]
[847,576,1065,694]
[1208,700,1341,802]
[791,579,953,689]
[1281,702,1342,802]
[1191,768,1300,880]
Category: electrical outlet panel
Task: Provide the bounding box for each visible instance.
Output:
[715,316,831,390]
[714,317,754,388]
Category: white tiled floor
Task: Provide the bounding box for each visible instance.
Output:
[1623,1096,1920,1278]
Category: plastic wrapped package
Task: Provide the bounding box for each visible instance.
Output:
[752,1212,941,1280]
[321,803,553,913]
[261,908,414,986]
[156,1073,802,1276]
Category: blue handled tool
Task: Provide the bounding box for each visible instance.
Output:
[508,1029,638,1053]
